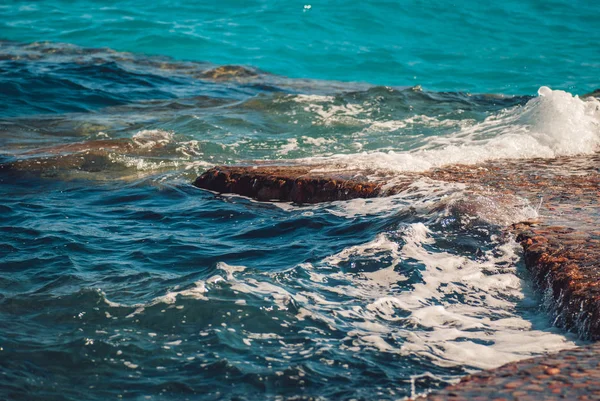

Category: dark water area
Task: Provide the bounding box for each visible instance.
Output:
[0,41,589,400]
[0,175,567,401]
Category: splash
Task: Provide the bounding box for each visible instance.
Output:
[132,129,174,149]
[302,87,600,173]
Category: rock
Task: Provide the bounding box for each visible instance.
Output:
[198,65,259,81]
[417,342,600,400]
[192,165,386,204]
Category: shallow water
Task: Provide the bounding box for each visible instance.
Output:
[2,37,598,400]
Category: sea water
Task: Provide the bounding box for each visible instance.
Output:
[1,0,600,95]
[1,1,599,400]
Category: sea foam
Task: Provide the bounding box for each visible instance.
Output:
[302,87,600,173]
[326,223,576,370]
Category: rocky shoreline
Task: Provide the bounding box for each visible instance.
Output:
[2,136,598,399]
[194,152,600,400]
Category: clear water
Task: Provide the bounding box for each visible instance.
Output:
[1,2,599,401]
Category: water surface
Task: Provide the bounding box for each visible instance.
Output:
[1,1,599,399]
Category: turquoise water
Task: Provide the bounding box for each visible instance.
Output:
[1,0,599,95]
[1,2,599,401]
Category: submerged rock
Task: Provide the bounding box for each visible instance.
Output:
[0,137,174,178]
[0,150,119,176]
[583,88,600,99]
[198,65,259,81]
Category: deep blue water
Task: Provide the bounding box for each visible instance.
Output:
[1,2,598,400]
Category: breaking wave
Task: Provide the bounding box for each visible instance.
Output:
[300,87,600,173]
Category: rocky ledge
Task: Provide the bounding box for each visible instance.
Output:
[193,165,409,203]
[194,153,600,400]
[514,223,600,341]
[195,155,600,339]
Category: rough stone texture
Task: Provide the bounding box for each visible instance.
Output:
[193,165,399,203]
[512,224,600,341]
[422,153,600,232]
[421,154,600,340]
[417,341,600,401]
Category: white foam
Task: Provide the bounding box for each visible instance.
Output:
[436,190,539,227]
[361,119,407,132]
[323,233,403,268]
[123,361,138,369]
[298,87,600,172]
[295,97,368,126]
[175,140,202,158]
[275,222,577,371]
[287,94,472,133]
[217,262,246,280]
[277,138,299,155]
[289,94,336,104]
[323,179,465,219]
[284,178,536,228]
[361,115,470,135]
[132,129,174,149]
[108,153,180,171]
[96,221,575,371]
[343,224,575,369]
[301,136,337,146]
[101,281,209,318]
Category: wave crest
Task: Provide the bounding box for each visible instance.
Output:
[301,87,600,173]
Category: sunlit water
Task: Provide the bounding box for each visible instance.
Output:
[1,2,599,400]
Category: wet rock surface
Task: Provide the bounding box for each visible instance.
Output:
[198,154,600,337]
[0,137,179,178]
[193,165,410,203]
[417,154,600,400]
[422,154,600,340]
[512,223,600,340]
[417,341,600,401]
[197,65,260,81]
[583,89,600,99]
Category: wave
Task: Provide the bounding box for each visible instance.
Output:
[94,228,574,373]
[2,40,599,184]
[300,87,600,173]
[323,223,575,370]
